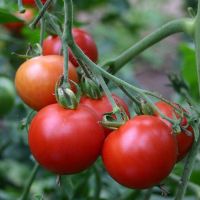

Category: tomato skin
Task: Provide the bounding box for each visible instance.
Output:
[4,9,34,33]
[0,76,15,117]
[102,115,177,189]
[80,94,130,136]
[43,28,98,67]
[154,101,194,161]
[28,104,105,174]
[22,0,46,5]
[15,55,78,111]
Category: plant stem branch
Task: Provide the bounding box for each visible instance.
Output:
[68,41,181,125]
[30,0,53,29]
[62,0,70,83]
[65,0,121,119]
[34,0,62,37]
[103,18,194,73]
[175,130,200,200]
[40,18,45,53]
[195,1,200,97]
[169,173,200,198]
[19,163,40,200]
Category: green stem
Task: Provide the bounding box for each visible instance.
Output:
[40,18,45,53]
[195,1,200,97]
[93,164,101,199]
[65,0,121,119]
[34,0,62,37]
[175,131,200,200]
[96,75,121,120]
[143,188,153,200]
[62,0,70,83]
[18,0,25,13]
[19,163,40,200]
[46,1,190,125]
[30,0,53,29]
[169,173,200,198]
[68,41,180,125]
[103,18,194,73]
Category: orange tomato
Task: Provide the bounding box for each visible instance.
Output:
[15,55,79,110]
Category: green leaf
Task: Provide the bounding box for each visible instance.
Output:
[180,43,199,100]
[0,8,23,23]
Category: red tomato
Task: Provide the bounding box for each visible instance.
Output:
[4,9,34,33]
[15,55,79,111]
[42,28,98,67]
[22,0,46,5]
[102,115,177,189]
[29,104,105,174]
[154,101,194,161]
[80,94,130,136]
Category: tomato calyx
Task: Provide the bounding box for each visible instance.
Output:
[55,76,81,109]
[80,77,102,99]
[100,108,129,130]
[140,99,154,115]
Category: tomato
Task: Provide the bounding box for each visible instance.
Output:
[42,28,98,67]
[15,55,79,111]
[80,94,130,136]
[22,0,46,6]
[28,104,105,174]
[154,101,194,161]
[0,76,15,117]
[4,9,34,33]
[102,115,177,189]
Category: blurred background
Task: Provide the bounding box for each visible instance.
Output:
[0,0,199,199]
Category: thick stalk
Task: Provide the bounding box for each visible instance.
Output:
[69,40,181,125]
[103,18,194,73]
[169,173,200,198]
[65,0,122,119]
[30,0,53,29]
[34,0,62,37]
[40,18,45,53]
[195,1,200,96]
[19,163,40,200]
[39,4,191,120]
[62,0,70,83]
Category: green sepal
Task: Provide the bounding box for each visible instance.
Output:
[55,75,81,110]
[80,77,102,99]
[140,100,154,115]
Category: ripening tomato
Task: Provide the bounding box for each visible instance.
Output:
[80,94,130,136]
[0,76,15,117]
[42,28,98,67]
[15,55,78,111]
[22,0,46,5]
[4,9,34,33]
[154,101,194,161]
[102,115,177,189]
[29,104,105,174]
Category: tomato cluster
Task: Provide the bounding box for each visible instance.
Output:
[14,27,194,190]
